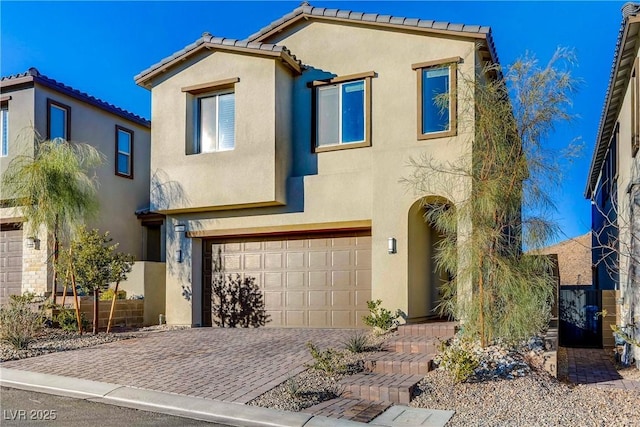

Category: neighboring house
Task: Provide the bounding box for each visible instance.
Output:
[0,68,160,305]
[538,233,592,286]
[135,4,500,327]
[586,3,640,353]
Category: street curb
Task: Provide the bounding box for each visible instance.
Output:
[0,367,366,426]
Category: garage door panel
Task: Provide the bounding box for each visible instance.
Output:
[204,230,371,328]
[287,252,305,268]
[0,227,23,305]
[285,291,305,307]
[286,311,305,326]
[332,250,351,267]
[356,270,371,288]
[332,311,352,327]
[265,253,283,269]
[331,270,351,287]
[309,311,328,327]
[286,271,305,288]
[244,253,262,270]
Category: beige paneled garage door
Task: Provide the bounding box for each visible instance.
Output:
[204,231,372,327]
[0,224,23,305]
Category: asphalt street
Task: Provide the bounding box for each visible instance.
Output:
[0,387,231,427]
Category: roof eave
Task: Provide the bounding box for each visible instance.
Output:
[585,15,640,199]
[0,75,35,90]
[135,42,302,90]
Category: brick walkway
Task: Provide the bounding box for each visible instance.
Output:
[566,347,640,391]
[1,328,356,404]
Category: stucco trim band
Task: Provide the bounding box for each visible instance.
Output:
[186,220,372,238]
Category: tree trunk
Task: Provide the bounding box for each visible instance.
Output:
[106,284,119,333]
[70,268,82,335]
[93,289,99,334]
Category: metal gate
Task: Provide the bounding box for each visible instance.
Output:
[558,286,602,348]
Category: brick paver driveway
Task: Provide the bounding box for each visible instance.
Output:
[2,328,358,403]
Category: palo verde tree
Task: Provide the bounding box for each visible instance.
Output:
[404,48,580,346]
[1,137,103,301]
[58,228,134,334]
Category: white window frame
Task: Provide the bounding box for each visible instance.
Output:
[193,90,235,154]
[316,80,366,147]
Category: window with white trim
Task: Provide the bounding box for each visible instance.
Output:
[193,91,235,154]
[316,80,366,147]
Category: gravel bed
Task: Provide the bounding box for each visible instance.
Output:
[411,369,639,427]
[0,329,135,362]
[249,333,386,412]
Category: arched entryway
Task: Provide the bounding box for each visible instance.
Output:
[407,197,453,321]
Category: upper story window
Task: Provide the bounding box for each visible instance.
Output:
[311,71,374,152]
[412,57,459,140]
[195,91,235,153]
[182,78,239,155]
[1,102,8,157]
[115,125,134,178]
[47,99,71,141]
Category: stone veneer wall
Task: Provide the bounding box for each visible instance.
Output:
[21,226,51,296]
[78,298,144,329]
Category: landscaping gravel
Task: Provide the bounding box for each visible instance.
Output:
[0,330,135,362]
[411,369,639,427]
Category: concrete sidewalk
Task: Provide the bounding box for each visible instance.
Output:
[0,367,364,427]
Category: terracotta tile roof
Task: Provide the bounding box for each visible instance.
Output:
[246,3,498,64]
[0,67,150,128]
[586,3,640,198]
[537,233,592,286]
[134,33,303,87]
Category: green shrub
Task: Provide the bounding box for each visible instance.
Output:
[306,341,347,374]
[436,339,479,383]
[343,332,371,353]
[0,296,44,349]
[99,289,127,301]
[54,308,89,332]
[362,300,401,332]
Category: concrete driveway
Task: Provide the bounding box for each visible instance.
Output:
[1,328,358,404]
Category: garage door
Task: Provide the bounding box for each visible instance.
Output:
[0,224,23,305]
[203,230,372,327]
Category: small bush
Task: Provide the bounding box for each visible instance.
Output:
[344,332,370,353]
[306,341,347,374]
[0,296,44,349]
[285,377,301,398]
[362,300,401,332]
[99,289,127,301]
[436,338,479,383]
[54,308,89,332]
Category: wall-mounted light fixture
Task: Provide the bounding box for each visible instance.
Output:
[388,237,397,254]
[175,249,183,263]
[174,224,186,233]
[26,237,40,250]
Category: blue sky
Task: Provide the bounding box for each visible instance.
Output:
[0,1,625,242]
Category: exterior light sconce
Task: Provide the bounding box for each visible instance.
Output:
[388,237,397,254]
[175,249,183,263]
[26,237,40,250]
[174,224,186,233]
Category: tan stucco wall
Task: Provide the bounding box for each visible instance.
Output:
[1,83,151,299]
[0,86,35,179]
[151,20,477,325]
[119,261,166,326]
[33,85,151,259]
[149,51,286,212]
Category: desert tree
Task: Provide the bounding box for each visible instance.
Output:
[58,228,134,334]
[1,136,103,303]
[404,48,580,346]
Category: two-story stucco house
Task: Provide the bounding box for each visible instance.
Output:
[0,68,159,304]
[586,3,640,357]
[136,4,500,327]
